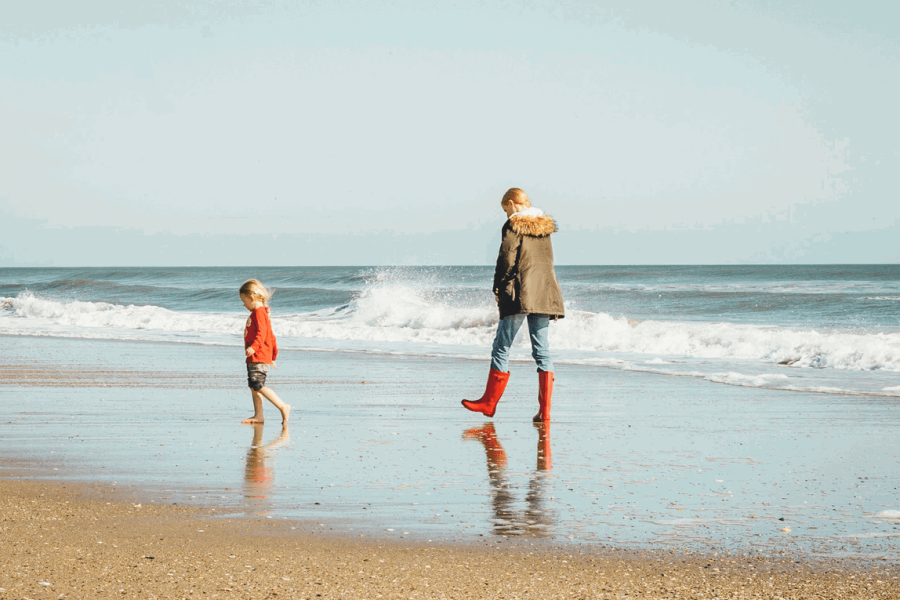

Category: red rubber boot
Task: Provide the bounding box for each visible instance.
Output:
[461,368,510,418]
[532,371,554,423]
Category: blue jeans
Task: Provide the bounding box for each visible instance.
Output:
[490,314,553,373]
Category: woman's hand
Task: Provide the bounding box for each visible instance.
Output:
[245,347,256,358]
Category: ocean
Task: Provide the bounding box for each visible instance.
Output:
[3,265,900,556]
[2,265,899,397]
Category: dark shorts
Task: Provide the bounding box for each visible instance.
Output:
[247,362,270,391]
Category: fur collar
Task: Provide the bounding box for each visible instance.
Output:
[509,212,557,237]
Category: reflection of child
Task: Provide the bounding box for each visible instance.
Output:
[240,279,290,424]
[462,188,564,422]
[244,424,291,499]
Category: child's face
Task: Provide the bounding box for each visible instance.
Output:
[240,294,256,311]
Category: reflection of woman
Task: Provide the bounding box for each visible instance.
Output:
[462,422,554,536]
[243,424,290,511]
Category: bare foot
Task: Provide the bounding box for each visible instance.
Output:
[242,416,264,424]
[280,404,292,424]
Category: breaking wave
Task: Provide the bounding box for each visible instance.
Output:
[3,282,900,374]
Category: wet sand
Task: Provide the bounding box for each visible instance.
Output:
[2,335,900,598]
[2,479,897,599]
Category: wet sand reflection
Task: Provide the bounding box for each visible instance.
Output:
[243,424,290,513]
[463,422,555,537]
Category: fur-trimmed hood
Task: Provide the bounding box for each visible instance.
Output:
[508,207,557,237]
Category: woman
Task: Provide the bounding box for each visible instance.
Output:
[462,188,565,422]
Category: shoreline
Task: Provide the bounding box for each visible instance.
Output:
[3,330,900,401]
[2,477,896,599]
[3,336,900,563]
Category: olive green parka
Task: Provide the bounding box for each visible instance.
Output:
[492,209,565,320]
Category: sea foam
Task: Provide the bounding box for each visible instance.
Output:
[551,311,900,371]
[875,511,900,520]
[3,284,900,373]
[1,292,244,334]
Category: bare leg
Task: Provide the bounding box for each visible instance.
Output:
[259,386,291,424]
[241,390,266,424]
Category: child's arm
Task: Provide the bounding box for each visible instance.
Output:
[246,309,267,358]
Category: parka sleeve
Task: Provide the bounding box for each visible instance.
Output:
[493,224,522,297]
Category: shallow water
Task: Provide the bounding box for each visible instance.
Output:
[2,336,899,559]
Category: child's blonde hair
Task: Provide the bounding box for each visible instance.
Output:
[239,279,271,305]
[501,187,531,210]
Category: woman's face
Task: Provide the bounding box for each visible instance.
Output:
[503,202,525,218]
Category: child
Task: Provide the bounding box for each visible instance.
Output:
[240,279,291,424]
[462,188,564,422]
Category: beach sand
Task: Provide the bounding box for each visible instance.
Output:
[2,479,897,599]
[2,336,900,598]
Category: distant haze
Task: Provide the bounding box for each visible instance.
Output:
[1,0,898,265]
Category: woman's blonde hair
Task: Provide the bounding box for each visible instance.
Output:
[239,279,271,305]
[501,187,531,209]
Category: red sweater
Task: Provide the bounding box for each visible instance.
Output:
[244,306,278,364]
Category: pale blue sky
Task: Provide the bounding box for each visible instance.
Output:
[1,0,898,265]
